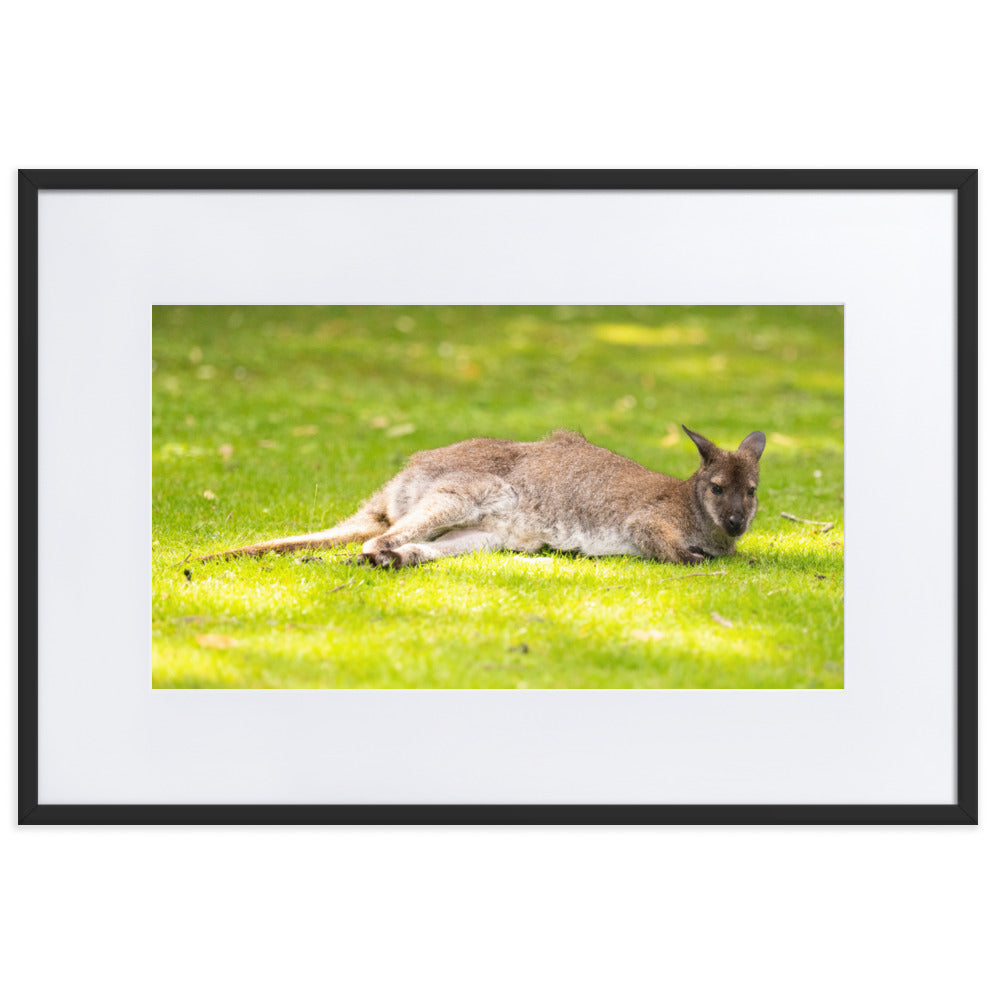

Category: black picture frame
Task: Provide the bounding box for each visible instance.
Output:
[18,168,978,825]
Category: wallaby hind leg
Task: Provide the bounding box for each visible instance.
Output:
[361,479,513,568]
[198,496,389,562]
[388,528,503,568]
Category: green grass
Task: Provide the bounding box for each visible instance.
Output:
[152,304,844,688]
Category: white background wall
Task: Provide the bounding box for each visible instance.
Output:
[2,3,995,998]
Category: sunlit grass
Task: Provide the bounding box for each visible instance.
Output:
[153,304,844,688]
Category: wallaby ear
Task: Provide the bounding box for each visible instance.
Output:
[738,431,766,461]
[682,425,718,464]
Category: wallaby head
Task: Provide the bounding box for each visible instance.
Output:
[683,425,766,541]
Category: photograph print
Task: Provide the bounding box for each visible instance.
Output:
[152,304,844,689]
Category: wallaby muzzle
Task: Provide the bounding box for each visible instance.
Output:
[725,514,746,536]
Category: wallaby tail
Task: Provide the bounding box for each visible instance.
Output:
[198,507,389,563]
[197,528,350,562]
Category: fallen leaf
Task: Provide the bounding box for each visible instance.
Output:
[631,629,669,641]
[369,416,390,429]
[258,439,277,449]
[202,490,216,500]
[292,425,319,436]
[710,612,733,628]
[385,422,416,438]
[218,443,234,460]
[195,634,239,649]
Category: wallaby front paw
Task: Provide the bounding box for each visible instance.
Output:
[678,548,706,565]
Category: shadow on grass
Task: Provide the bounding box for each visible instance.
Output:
[154,543,844,690]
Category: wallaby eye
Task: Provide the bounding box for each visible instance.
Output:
[747,487,756,497]
[710,483,723,495]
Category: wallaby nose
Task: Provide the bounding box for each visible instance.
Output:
[727,514,744,533]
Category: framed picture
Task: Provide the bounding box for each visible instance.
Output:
[19,169,976,824]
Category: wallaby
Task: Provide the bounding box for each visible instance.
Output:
[200,426,765,567]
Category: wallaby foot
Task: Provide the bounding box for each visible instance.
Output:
[361,548,403,569]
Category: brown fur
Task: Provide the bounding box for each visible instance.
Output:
[199,427,765,568]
